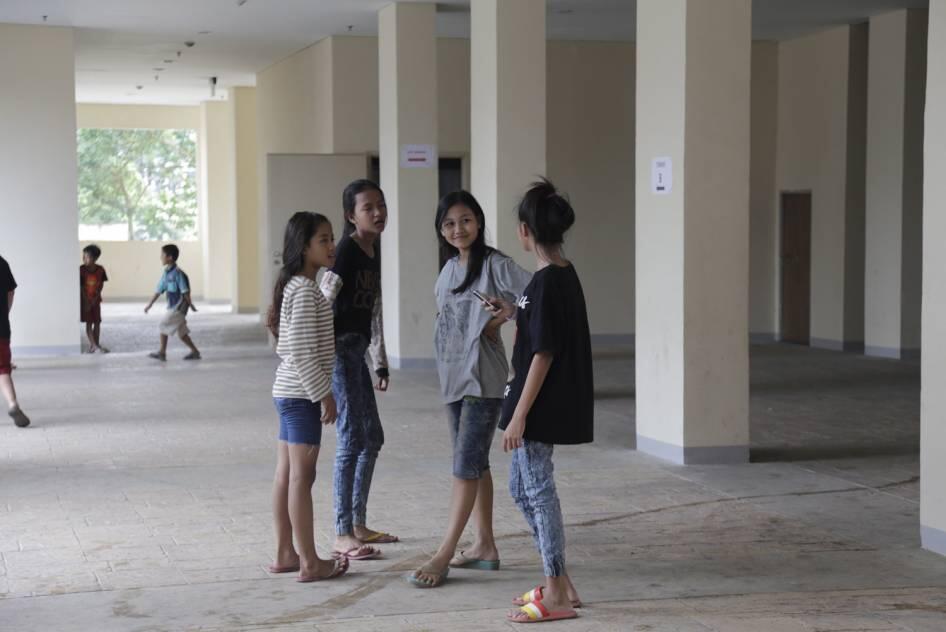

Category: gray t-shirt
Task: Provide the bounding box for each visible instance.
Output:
[434,251,533,404]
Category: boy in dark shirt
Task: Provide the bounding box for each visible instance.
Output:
[0,255,31,428]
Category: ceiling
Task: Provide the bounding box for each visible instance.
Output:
[0,0,930,106]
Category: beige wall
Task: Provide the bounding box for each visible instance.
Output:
[547,41,635,338]
[921,0,946,556]
[776,25,866,348]
[77,103,199,130]
[1,25,79,353]
[749,41,779,338]
[79,241,204,300]
[257,40,334,156]
[332,37,379,154]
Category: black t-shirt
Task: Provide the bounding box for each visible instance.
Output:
[500,264,594,445]
[330,235,380,340]
[0,256,17,340]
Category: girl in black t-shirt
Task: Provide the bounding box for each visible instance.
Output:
[491,179,593,624]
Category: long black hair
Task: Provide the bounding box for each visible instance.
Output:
[435,190,496,295]
[516,178,576,247]
[267,211,331,337]
[342,179,385,237]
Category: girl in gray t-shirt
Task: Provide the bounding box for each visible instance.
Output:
[408,191,531,589]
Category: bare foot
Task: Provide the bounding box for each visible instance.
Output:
[269,551,300,572]
[353,525,399,543]
[334,533,365,554]
[300,557,345,580]
[450,542,499,565]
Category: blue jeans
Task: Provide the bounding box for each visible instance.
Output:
[332,333,384,536]
[446,397,501,480]
[509,440,566,577]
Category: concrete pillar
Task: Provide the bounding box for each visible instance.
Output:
[229,87,260,314]
[635,0,751,464]
[865,10,928,359]
[378,3,439,367]
[471,0,546,261]
[921,0,946,557]
[0,24,79,354]
[199,101,235,305]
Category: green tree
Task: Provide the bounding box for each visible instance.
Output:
[77,128,198,241]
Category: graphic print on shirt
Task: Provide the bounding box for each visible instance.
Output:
[353,269,378,310]
[435,297,473,363]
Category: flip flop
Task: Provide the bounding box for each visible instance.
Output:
[450,550,500,570]
[407,565,449,588]
[508,601,578,624]
[513,586,582,609]
[267,563,300,574]
[361,531,399,544]
[297,558,349,583]
[332,545,381,561]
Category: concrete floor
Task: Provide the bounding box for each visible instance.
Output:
[1,305,944,631]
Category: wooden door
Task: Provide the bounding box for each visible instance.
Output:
[780,193,811,345]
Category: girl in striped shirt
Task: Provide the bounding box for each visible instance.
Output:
[267,211,349,583]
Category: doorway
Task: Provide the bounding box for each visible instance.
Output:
[780,192,812,345]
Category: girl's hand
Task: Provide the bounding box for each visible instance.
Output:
[375,376,390,392]
[483,317,503,343]
[321,394,338,424]
[483,296,516,321]
[503,416,526,452]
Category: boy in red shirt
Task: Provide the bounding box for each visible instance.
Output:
[80,244,109,353]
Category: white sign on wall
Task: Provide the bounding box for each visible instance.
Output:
[400,144,437,168]
[651,157,672,195]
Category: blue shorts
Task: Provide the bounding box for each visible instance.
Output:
[446,397,502,480]
[274,397,323,446]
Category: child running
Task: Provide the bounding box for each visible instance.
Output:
[80,244,109,353]
[267,211,349,583]
[319,179,395,561]
[0,254,30,428]
[497,179,594,624]
[410,191,531,588]
[144,244,201,361]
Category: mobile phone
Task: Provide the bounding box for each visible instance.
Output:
[471,289,499,311]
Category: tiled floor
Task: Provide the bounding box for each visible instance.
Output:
[0,306,942,631]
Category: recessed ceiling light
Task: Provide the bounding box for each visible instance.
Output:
[198,30,211,35]
[164,59,174,64]
[153,67,165,72]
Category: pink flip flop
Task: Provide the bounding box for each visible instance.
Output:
[508,600,578,624]
[513,586,582,609]
[332,545,381,561]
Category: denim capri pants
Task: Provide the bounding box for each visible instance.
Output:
[446,396,502,479]
[274,397,323,446]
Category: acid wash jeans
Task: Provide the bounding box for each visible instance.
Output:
[509,439,566,576]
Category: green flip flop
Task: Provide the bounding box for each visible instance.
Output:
[449,551,500,571]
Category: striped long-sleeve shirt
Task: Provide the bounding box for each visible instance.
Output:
[272,276,335,403]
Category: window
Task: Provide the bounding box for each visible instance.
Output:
[77,128,198,241]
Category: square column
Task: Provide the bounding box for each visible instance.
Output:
[199,100,235,305]
[379,3,439,367]
[921,0,946,557]
[865,10,928,359]
[230,86,259,314]
[471,0,546,260]
[635,0,751,464]
[1,24,79,354]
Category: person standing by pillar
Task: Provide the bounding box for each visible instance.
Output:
[0,255,30,428]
